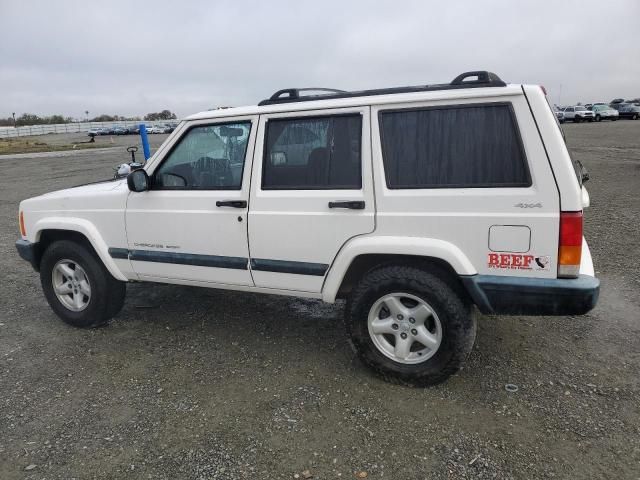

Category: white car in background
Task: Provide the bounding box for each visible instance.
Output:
[590,104,619,122]
[553,106,565,123]
[563,106,594,123]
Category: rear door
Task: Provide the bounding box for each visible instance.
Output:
[372,96,560,279]
[248,107,374,292]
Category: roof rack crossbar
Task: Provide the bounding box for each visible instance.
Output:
[258,70,506,106]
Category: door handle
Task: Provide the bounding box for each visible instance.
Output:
[328,200,365,210]
[216,200,247,208]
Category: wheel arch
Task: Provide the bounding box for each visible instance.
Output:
[322,236,476,303]
[33,218,127,281]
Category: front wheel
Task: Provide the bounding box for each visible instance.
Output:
[345,265,476,386]
[595,115,601,122]
[40,240,126,328]
[574,117,581,123]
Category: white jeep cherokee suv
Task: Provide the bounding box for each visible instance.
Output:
[16,71,599,386]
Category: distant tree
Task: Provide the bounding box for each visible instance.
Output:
[144,109,177,121]
[8,113,74,126]
[16,113,42,126]
[91,114,117,122]
[48,115,66,124]
[1,113,140,127]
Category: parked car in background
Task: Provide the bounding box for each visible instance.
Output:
[563,106,594,122]
[90,128,110,136]
[591,104,619,122]
[126,125,140,135]
[611,102,640,120]
[147,125,167,134]
[553,106,565,123]
[112,127,128,135]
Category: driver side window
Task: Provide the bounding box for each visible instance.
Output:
[153,121,251,190]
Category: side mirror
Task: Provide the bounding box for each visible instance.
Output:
[575,160,589,185]
[127,169,150,192]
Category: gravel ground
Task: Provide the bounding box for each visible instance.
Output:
[1,123,639,479]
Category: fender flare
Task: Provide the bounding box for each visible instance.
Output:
[33,217,128,281]
[321,236,476,302]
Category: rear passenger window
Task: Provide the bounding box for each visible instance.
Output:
[262,115,362,189]
[379,104,530,189]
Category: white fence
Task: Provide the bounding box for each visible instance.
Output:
[0,120,177,139]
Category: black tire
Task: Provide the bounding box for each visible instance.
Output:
[633,114,639,120]
[574,117,581,123]
[40,240,126,328]
[345,265,476,387]
[595,115,601,122]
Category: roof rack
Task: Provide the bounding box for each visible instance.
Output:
[258,71,506,106]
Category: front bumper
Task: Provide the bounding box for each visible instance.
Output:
[462,274,600,316]
[15,239,40,271]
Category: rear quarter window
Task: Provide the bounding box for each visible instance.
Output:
[379,103,531,189]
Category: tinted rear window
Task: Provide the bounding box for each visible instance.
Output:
[262,114,362,190]
[379,104,530,189]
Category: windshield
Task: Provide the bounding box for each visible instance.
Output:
[575,106,587,111]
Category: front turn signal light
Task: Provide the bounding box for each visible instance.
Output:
[19,211,26,237]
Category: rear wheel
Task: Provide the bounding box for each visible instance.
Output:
[633,113,639,120]
[574,117,581,123]
[40,240,126,328]
[345,265,476,386]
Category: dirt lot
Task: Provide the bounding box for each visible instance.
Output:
[1,122,639,479]
[0,132,169,155]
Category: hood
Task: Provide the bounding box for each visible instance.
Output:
[20,179,129,216]
[37,179,127,199]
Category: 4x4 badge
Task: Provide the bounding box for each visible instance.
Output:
[514,202,542,208]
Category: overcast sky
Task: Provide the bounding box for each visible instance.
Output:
[1,0,639,119]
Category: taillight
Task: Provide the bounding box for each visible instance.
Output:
[558,211,582,278]
[19,211,26,237]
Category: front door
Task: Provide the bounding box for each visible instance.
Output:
[125,116,257,286]
[248,107,375,292]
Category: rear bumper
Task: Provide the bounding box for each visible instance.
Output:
[15,239,39,271]
[461,274,600,316]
